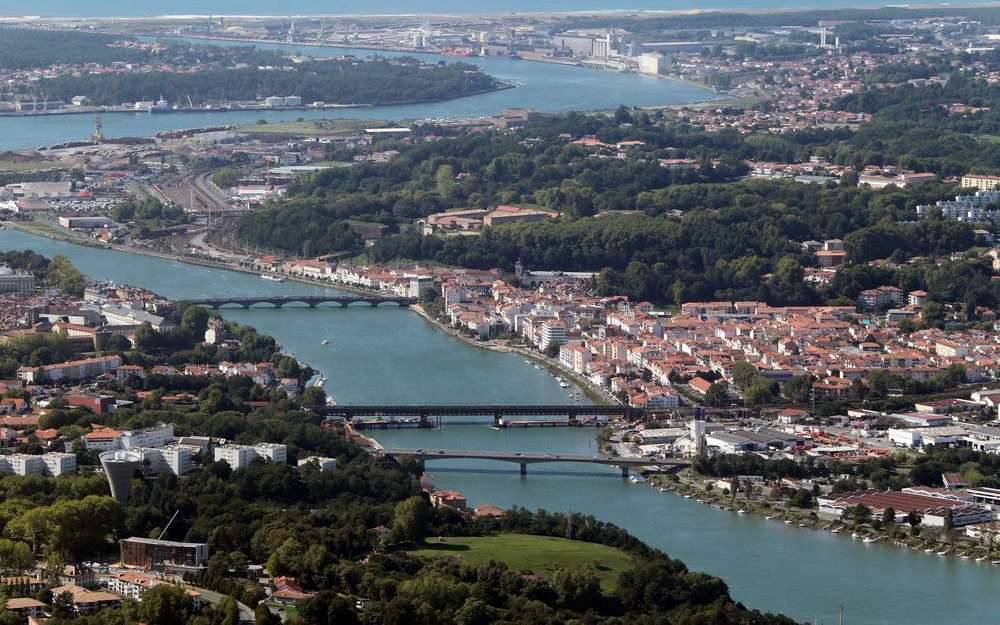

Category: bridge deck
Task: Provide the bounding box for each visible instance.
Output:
[320,404,637,418]
[187,295,415,309]
[381,448,689,468]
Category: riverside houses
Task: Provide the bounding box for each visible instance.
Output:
[288,262,999,410]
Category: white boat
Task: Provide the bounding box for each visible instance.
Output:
[924,548,936,553]
[798,523,808,528]
[765,515,775,520]
[559,382,570,388]
[976,555,989,562]
[629,476,645,484]
[863,536,879,543]
[261,273,286,282]
[937,550,950,556]
[321,339,329,345]
[831,528,840,534]
[658,487,668,493]
[736,509,746,515]
[851,533,859,539]
[784,520,794,525]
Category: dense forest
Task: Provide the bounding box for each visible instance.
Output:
[0,27,149,70]
[40,58,500,106]
[236,102,992,306]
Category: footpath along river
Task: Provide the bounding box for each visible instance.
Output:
[0,228,996,625]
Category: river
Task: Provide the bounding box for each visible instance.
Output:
[0,37,718,152]
[0,227,996,625]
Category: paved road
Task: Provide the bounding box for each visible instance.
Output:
[185,584,255,623]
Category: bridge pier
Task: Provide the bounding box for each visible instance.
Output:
[520,463,527,476]
[620,466,629,478]
[340,302,349,307]
[241,303,252,310]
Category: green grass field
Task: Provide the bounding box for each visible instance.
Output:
[408,534,634,590]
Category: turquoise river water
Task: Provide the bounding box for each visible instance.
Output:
[0,228,996,625]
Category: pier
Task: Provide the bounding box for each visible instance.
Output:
[187,295,415,309]
[380,448,689,477]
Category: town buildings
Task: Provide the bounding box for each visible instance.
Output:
[213,442,288,469]
[119,537,209,569]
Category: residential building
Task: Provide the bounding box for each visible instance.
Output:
[140,446,193,476]
[40,452,76,477]
[213,443,288,469]
[120,424,174,450]
[17,355,121,384]
[961,174,1000,190]
[0,266,34,295]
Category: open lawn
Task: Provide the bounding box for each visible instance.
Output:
[408,534,634,590]
[236,118,382,136]
[0,159,68,172]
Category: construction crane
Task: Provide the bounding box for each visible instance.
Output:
[91,114,104,144]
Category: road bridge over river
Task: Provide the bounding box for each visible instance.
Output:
[380,448,689,476]
[187,295,415,309]
[320,404,645,426]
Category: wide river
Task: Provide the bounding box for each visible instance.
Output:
[0,37,718,152]
[0,228,995,625]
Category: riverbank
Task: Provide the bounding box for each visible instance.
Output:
[644,469,1000,565]
[4,218,610,405]
[143,32,719,103]
[408,303,614,406]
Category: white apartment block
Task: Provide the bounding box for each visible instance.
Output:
[41,452,77,476]
[214,443,287,470]
[141,446,193,476]
[120,424,174,450]
[254,443,287,464]
[0,454,44,476]
[538,321,567,348]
